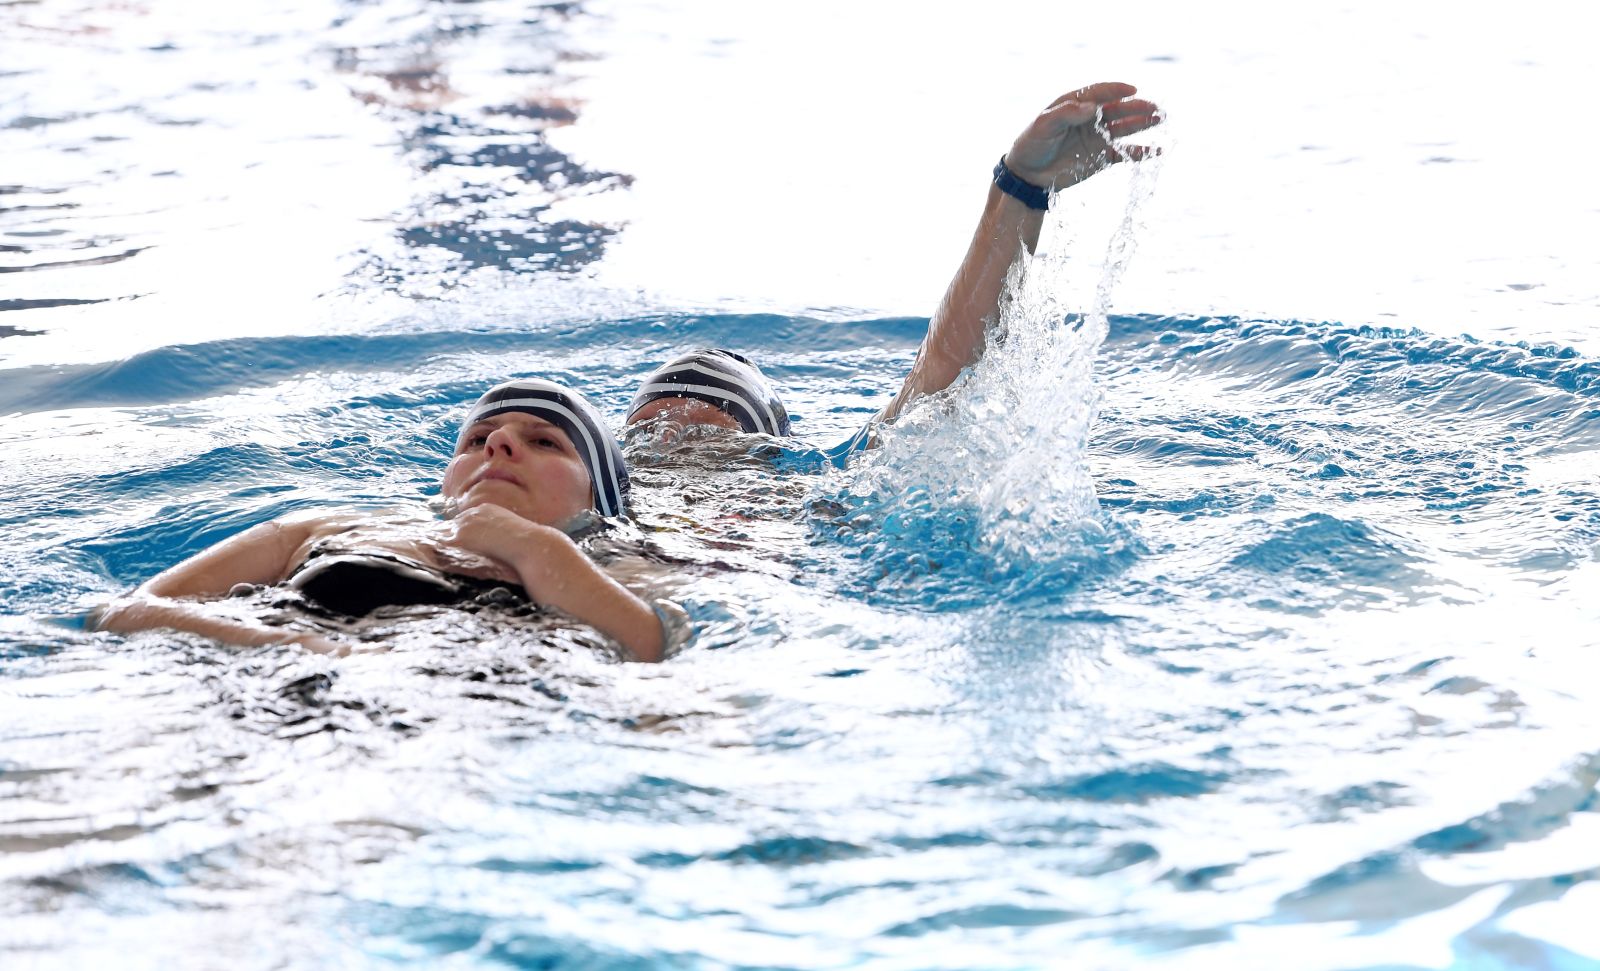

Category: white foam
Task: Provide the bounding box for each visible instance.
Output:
[847,157,1164,571]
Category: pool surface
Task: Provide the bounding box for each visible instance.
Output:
[3,2,1598,969]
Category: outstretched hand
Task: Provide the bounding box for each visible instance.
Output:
[1003,81,1162,193]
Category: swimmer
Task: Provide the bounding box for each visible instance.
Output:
[626,81,1163,444]
[627,347,790,437]
[93,378,681,662]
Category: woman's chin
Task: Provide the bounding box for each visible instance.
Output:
[463,479,525,504]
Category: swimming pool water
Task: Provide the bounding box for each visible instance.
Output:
[3,2,1599,969]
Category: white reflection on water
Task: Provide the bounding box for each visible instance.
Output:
[557,0,1599,348]
[5,0,1598,366]
[1,0,414,365]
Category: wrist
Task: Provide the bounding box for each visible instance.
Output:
[507,523,575,602]
[993,155,1051,211]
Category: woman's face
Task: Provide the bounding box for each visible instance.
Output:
[441,412,593,527]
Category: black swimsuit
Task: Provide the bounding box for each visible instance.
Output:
[287,550,528,618]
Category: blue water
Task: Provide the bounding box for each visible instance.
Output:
[4,2,1600,969]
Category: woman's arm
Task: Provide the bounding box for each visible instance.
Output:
[878,81,1162,424]
[447,504,668,662]
[93,514,349,654]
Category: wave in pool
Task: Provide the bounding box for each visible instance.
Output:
[4,302,1599,968]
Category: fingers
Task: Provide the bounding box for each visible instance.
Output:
[1104,111,1163,139]
[1106,145,1161,165]
[1038,98,1098,131]
[1048,81,1136,108]
[1012,83,1163,185]
[1038,95,1162,139]
[1099,98,1159,122]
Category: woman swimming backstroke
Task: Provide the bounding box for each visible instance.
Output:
[95,379,678,662]
[94,82,1159,662]
[626,82,1163,443]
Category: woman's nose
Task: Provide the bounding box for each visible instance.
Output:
[482,425,521,458]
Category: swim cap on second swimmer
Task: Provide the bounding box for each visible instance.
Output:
[627,348,793,436]
[458,378,629,518]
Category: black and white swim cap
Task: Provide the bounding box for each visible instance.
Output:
[457,378,629,518]
[627,348,792,436]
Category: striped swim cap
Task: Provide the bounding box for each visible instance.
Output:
[457,378,629,518]
[627,348,792,436]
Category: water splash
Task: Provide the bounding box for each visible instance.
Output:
[834,157,1165,580]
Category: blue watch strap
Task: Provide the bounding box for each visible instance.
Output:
[993,156,1050,211]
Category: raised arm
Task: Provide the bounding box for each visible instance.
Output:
[878,81,1162,424]
[446,504,670,663]
[93,513,348,653]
